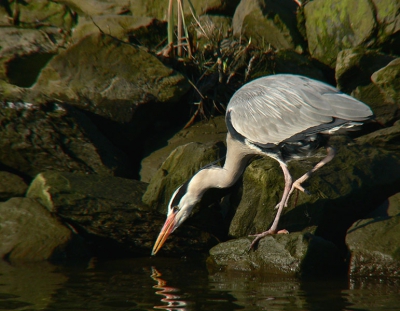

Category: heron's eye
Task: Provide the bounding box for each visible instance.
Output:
[172,206,179,213]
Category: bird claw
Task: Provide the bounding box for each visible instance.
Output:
[248,231,271,251]
[248,229,289,251]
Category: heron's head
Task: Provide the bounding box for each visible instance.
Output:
[152,182,199,255]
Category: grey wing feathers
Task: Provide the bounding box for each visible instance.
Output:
[227,75,373,145]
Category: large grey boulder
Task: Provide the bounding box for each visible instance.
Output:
[0,198,77,261]
[26,171,218,256]
[208,227,344,276]
[30,33,190,123]
[346,192,400,277]
[28,32,190,167]
[0,102,131,178]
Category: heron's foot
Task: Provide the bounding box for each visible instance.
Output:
[248,229,289,251]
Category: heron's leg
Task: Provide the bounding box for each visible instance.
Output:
[249,162,292,250]
[283,146,336,207]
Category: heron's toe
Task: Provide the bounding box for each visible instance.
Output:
[277,229,289,234]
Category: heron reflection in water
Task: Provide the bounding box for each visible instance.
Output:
[152,74,374,254]
[151,267,187,311]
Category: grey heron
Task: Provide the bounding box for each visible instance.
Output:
[152,74,374,255]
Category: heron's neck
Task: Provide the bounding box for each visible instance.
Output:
[187,134,252,200]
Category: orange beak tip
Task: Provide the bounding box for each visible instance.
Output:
[151,213,177,256]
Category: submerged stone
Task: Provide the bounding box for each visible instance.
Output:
[0,198,79,261]
[346,193,400,277]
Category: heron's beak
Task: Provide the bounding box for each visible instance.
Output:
[152,212,177,255]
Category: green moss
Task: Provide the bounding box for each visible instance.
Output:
[0,79,23,99]
[10,0,76,29]
[304,0,376,67]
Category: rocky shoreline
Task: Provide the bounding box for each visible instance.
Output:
[0,0,399,278]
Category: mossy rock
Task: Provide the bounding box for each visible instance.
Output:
[0,102,131,178]
[0,0,75,30]
[232,0,304,50]
[140,116,227,182]
[335,48,395,94]
[352,83,400,126]
[356,120,400,150]
[372,0,400,51]
[30,32,190,123]
[304,0,376,67]
[371,58,400,104]
[208,227,344,276]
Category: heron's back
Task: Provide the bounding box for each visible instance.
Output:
[226,74,373,147]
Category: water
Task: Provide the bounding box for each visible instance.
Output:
[0,257,399,311]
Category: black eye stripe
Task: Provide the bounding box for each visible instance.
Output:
[170,180,190,208]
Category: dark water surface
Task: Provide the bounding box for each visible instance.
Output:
[0,257,399,311]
